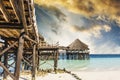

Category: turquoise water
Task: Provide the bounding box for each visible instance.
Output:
[40,55,120,71]
[1,54,120,73]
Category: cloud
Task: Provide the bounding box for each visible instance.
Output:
[35,4,67,35]
[35,4,66,22]
[35,0,120,54]
[92,41,120,54]
[71,24,111,38]
[35,0,120,26]
[50,23,61,35]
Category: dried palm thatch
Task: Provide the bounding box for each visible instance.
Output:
[68,39,89,50]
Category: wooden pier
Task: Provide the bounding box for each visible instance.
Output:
[0,0,90,80]
[0,0,39,80]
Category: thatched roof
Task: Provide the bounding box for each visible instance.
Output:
[68,39,89,50]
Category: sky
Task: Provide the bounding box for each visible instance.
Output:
[34,0,120,54]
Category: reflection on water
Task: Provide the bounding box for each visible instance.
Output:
[39,56,120,71]
[1,54,120,74]
[39,60,90,71]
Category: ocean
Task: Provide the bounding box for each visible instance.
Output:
[0,54,120,73]
[39,54,120,71]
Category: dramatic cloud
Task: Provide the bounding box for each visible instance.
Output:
[34,0,120,54]
[35,0,120,17]
[35,4,67,35]
[71,25,111,38]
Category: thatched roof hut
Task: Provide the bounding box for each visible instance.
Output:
[68,39,89,50]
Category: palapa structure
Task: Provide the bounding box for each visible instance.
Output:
[66,39,89,60]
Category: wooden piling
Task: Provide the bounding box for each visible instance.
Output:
[14,34,24,80]
[54,50,58,73]
[3,40,8,80]
[32,44,36,80]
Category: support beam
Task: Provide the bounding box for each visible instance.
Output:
[23,58,32,66]
[18,0,28,34]
[37,51,40,70]
[0,62,16,80]
[26,0,33,25]
[32,44,36,80]
[0,41,17,56]
[54,50,58,73]
[8,61,15,68]
[0,22,23,29]
[3,40,8,80]
[24,35,37,44]
[14,33,24,80]
[0,0,11,22]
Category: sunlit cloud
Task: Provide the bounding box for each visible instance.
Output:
[34,0,120,54]
[71,25,111,38]
[35,0,120,18]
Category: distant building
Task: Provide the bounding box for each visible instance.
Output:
[60,39,89,60]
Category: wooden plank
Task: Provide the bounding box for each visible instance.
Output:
[0,22,23,29]
[14,33,24,80]
[18,0,28,34]
[0,62,16,80]
[0,41,17,56]
[0,0,11,22]
[9,0,21,23]
[32,44,36,80]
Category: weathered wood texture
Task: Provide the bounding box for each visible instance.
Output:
[0,0,39,48]
[0,61,16,80]
[0,0,40,80]
[54,50,58,73]
[32,44,36,80]
[14,33,24,80]
[3,40,8,80]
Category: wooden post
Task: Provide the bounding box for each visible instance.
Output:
[3,40,8,80]
[22,62,25,72]
[37,51,40,70]
[14,34,24,80]
[32,44,36,80]
[54,50,58,73]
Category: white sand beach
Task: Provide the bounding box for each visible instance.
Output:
[18,70,120,80]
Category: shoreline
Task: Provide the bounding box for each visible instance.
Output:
[20,70,120,80]
[0,70,120,80]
